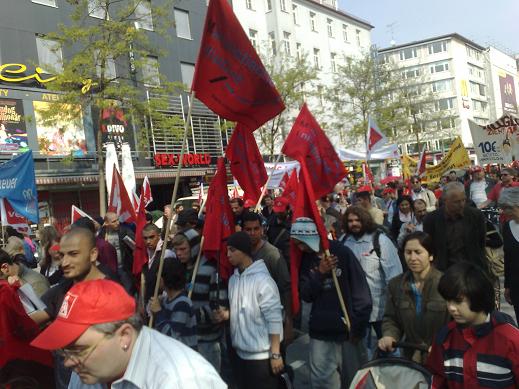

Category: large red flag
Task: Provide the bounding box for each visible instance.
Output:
[203,158,235,281]
[416,145,427,177]
[281,104,346,198]
[191,0,285,129]
[108,165,136,223]
[226,124,268,204]
[280,168,298,205]
[289,162,330,314]
[132,192,148,277]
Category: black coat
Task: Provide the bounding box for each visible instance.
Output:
[423,206,486,272]
[98,225,135,274]
[503,221,519,304]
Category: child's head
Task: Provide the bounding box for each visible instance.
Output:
[161,260,187,291]
[438,262,495,325]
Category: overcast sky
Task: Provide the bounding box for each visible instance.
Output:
[339,0,519,55]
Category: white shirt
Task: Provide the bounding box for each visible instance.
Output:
[112,326,226,389]
[470,180,488,206]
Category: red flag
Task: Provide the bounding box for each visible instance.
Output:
[279,172,290,191]
[203,158,235,281]
[226,124,268,203]
[362,163,374,184]
[1,198,29,234]
[71,205,94,224]
[367,116,387,159]
[280,169,298,206]
[416,145,427,177]
[132,192,148,277]
[289,163,330,314]
[281,104,346,198]
[142,175,153,207]
[191,0,285,130]
[108,165,136,223]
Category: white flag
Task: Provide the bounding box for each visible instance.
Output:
[121,143,136,199]
[105,143,119,198]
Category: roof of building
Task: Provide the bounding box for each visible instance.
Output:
[299,0,374,29]
[378,33,486,53]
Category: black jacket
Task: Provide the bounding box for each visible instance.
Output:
[423,206,486,272]
[503,221,519,303]
[98,225,135,274]
[300,240,372,341]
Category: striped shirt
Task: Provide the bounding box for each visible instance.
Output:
[111,326,226,389]
[155,292,198,350]
[187,256,228,343]
[342,232,402,322]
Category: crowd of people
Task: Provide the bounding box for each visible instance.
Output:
[2,165,519,389]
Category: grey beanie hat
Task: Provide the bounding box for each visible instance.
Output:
[290,217,321,252]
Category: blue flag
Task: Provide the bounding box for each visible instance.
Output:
[0,152,38,223]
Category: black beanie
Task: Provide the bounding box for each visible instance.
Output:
[227,231,252,257]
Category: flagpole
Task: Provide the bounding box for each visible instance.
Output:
[325,249,351,330]
[255,153,283,212]
[149,90,195,327]
[187,236,204,300]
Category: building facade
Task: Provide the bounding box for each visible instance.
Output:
[378,33,519,156]
[231,0,373,148]
[0,0,226,228]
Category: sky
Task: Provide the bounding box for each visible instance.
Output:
[339,0,519,55]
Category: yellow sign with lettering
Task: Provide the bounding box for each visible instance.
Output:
[0,63,57,84]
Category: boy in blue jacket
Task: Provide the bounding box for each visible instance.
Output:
[290,217,372,389]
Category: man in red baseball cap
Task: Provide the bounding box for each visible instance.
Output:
[31,279,226,388]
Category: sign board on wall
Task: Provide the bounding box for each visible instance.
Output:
[499,73,518,115]
[469,115,519,164]
[0,98,29,152]
[33,101,87,156]
[154,153,212,167]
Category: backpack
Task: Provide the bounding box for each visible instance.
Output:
[370,225,397,259]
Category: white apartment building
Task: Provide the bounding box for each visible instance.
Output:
[379,33,519,155]
[231,0,373,146]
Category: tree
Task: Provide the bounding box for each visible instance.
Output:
[255,50,319,158]
[34,0,183,215]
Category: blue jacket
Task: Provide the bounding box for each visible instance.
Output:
[300,240,372,341]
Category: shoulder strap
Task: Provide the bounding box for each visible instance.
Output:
[371,229,382,259]
[272,228,287,246]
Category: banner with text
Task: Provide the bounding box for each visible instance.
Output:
[469,115,519,164]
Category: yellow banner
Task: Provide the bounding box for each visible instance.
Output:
[402,137,471,182]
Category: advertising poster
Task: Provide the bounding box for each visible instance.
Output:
[100,106,130,150]
[469,115,519,165]
[0,98,29,152]
[499,73,518,115]
[33,101,87,156]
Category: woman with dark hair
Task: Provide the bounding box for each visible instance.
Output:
[390,195,414,240]
[378,231,449,363]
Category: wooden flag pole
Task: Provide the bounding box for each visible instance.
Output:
[254,153,283,212]
[149,90,195,327]
[187,236,204,300]
[325,249,351,330]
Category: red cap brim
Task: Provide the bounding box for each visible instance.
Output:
[31,319,89,350]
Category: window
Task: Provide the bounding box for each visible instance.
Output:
[249,29,258,49]
[142,56,160,86]
[327,19,334,38]
[269,32,276,56]
[466,46,481,61]
[292,4,298,24]
[296,42,302,60]
[399,47,417,60]
[180,62,195,88]
[309,12,317,32]
[470,81,486,96]
[31,0,56,6]
[403,68,420,79]
[313,48,320,69]
[342,24,348,42]
[430,61,449,74]
[282,31,291,55]
[174,9,191,39]
[88,0,108,19]
[94,50,116,80]
[356,29,361,46]
[469,65,484,80]
[134,0,153,31]
[36,36,63,73]
[280,0,287,12]
[435,98,455,111]
[437,118,455,130]
[330,53,337,73]
[246,0,253,10]
[431,79,451,93]
[428,41,448,55]
[472,99,488,112]
[266,0,272,11]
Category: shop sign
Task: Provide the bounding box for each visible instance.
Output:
[154,153,211,167]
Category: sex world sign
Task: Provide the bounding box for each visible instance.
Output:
[0,151,38,223]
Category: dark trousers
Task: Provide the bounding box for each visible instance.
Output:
[233,355,282,389]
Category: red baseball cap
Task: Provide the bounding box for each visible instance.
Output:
[382,187,395,195]
[357,185,372,194]
[272,197,290,213]
[244,199,256,208]
[31,279,136,350]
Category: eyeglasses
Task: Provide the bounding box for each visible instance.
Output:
[56,334,108,365]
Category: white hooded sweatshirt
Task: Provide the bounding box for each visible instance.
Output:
[228,259,284,360]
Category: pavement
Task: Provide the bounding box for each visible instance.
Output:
[285,278,516,389]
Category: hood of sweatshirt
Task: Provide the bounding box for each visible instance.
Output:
[233,259,269,278]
